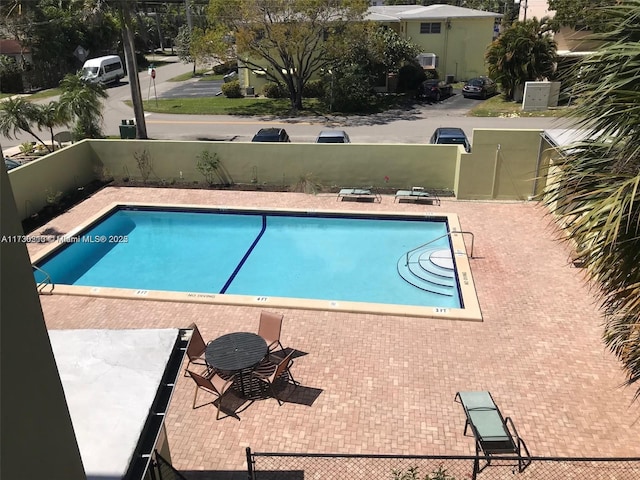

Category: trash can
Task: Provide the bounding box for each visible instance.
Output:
[119,119,136,139]
[245,86,255,96]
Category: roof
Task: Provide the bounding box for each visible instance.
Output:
[49,328,181,480]
[366,4,502,21]
[0,38,31,55]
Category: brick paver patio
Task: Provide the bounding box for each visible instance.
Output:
[29,187,640,478]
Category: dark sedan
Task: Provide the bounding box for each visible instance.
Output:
[251,128,291,142]
[417,79,453,102]
[462,76,497,99]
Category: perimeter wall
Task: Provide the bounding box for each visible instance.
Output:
[7,128,548,221]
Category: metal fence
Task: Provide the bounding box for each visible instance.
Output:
[247,449,640,480]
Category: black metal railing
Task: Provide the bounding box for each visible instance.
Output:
[246,448,640,480]
[149,450,188,480]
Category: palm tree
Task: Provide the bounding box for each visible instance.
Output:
[0,97,49,149]
[36,101,71,151]
[58,74,108,140]
[544,1,640,399]
[486,18,557,100]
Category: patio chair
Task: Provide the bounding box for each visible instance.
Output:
[252,350,298,405]
[455,391,531,479]
[184,323,209,376]
[257,311,285,353]
[187,370,235,419]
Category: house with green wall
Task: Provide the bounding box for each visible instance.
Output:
[239,4,500,94]
[366,4,501,82]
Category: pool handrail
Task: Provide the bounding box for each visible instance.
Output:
[405,230,474,266]
[33,265,55,293]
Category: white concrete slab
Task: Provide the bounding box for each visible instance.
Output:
[49,328,179,480]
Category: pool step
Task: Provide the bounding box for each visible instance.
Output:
[397,247,457,296]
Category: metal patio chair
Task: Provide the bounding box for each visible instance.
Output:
[252,350,298,405]
[186,370,235,419]
[184,323,209,376]
[257,311,285,353]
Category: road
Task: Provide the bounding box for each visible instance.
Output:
[2,57,573,152]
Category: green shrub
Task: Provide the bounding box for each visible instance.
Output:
[0,55,24,93]
[323,67,376,112]
[396,63,428,93]
[303,79,324,98]
[262,82,287,98]
[212,61,237,75]
[221,80,242,98]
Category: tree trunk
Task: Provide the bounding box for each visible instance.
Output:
[294,77,304,111]
[120,2,148,139]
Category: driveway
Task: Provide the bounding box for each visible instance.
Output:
[157,78,223,99]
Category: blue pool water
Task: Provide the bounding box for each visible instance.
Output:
[34,208,462,308]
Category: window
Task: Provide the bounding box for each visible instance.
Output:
[420,22,441,34]
[103,62,122,73]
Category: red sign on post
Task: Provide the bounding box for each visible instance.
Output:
[151,68,156,79]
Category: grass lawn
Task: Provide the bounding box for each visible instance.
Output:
[136,93,411,116]
[135,97,324,115]
[468,93,573,117]
[27,88,62,100]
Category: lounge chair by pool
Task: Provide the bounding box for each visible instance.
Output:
[394,187,440,205]
[455,391,531,479]
[337,187,381,202]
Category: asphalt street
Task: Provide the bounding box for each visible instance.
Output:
[1,57,574,152]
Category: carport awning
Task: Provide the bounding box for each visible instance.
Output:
[49,328,187,480]
[542,129,592,148]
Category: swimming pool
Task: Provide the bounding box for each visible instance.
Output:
[32,204,481,320]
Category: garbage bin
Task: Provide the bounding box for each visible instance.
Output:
[119,119,136,139]
[245,86,255,96]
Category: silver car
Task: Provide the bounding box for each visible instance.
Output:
[316,130,351,143]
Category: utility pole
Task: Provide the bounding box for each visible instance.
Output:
[120,1,148,139]
[185,0,193,31]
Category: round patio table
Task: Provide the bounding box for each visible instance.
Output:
[205,332,267,397]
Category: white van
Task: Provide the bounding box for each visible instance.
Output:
[81,55,125,84]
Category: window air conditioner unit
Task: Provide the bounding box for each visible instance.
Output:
[416,53,438,69]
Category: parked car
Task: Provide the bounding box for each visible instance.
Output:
[417,79,453,102]
[315,130,351,143]
[429,127,471,153]
[4,158,21,171]
[251,128,291,142]
[462,76,497,99]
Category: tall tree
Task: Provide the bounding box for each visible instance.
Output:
[485,17,556,100]
[547,0,619,32]
[207,0,368,111]
[544,1,640,399]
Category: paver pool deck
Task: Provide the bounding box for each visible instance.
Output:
[28,187,640,477]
